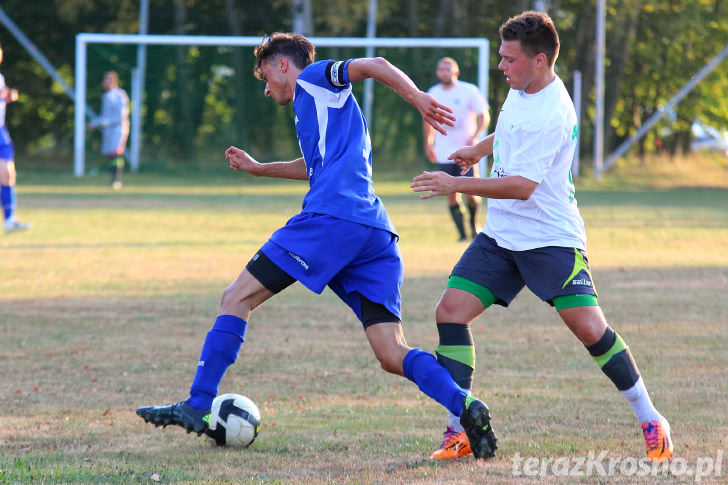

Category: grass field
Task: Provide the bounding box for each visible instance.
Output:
[1,156,727,483]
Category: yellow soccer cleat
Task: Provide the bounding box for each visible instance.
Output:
[642,417,673,463]
[430,426,473,460]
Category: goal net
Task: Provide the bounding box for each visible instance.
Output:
[75,34,489,176]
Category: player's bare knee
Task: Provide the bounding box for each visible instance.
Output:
[435,298,461,323]
[219,285,253,316]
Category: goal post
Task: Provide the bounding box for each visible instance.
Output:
[74,33,489,177]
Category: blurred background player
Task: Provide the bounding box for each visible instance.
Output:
[136,33,497,459]
[89,71,129,189]
[0,44,30,233]
[412,11,671,463]
[423,57,489,241]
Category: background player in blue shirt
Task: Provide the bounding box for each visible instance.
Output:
[0,44,31,233]
[137,32,497,459]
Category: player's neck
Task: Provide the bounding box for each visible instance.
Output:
[524,70,556,94]
[440,80,457,90]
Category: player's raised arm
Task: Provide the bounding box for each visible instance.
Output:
[346,57,455,135]
[226,146,308,180]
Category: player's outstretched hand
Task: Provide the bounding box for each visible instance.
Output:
[415,92,455,136]
[225,146,261,175]
[448,145,482,175]
[410,171,457,199]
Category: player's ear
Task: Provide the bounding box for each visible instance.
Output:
[279,56,288,72]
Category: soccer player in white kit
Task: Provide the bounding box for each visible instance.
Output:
[412,11,672,463]
[423,58,489,241]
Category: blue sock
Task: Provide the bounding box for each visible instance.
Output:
[403,348,467,416]
[1,185,15,221]
[187,315,247,410]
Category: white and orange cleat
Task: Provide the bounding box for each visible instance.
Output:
[642,417,673,463]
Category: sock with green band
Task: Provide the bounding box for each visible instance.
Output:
[436,323,475,432]
[586,327,639,390]
[586,327,660,423]
[435,323,475,389]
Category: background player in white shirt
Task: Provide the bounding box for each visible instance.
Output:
[89,71,129,189]
[411,11,672,463]
[423,58,489,241]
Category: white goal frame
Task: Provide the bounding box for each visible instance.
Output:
[74,33,489,177]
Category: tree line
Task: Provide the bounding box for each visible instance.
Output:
[1,0,727,170]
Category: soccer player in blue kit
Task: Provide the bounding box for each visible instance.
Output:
[137,33,498,459]
[0,45,31,233]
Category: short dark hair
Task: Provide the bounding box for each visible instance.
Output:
[499,11,559,66]
[254,32,315,79]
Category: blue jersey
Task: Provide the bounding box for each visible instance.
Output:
[293,59,397,236]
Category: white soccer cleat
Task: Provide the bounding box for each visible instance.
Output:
[4,219,32,233]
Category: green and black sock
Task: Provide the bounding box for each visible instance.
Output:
[436,322,475,431]
[586,327,660,423]
[586,326,639,390]
[436,323,475,391]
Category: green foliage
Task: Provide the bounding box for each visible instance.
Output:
[2,0,727,167]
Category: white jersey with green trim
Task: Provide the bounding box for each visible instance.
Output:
[484,76,586,251]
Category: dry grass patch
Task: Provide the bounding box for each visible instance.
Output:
[2,163,727,482]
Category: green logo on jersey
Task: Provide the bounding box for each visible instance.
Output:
[491,139,500,176]
[572,124,578,140]
[568,170,575,203]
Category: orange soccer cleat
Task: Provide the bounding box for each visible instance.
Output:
[430,426,473,460]
[642,417,673,463]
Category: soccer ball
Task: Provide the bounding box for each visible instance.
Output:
[208,393,261,447]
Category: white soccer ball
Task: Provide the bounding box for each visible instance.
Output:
[208,393,261,447]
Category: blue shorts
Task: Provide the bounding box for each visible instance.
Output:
[0,127,14,160]
[451,233,598,307]
[260,212,403,322]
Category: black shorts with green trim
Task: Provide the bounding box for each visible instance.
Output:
[449,233,598,308]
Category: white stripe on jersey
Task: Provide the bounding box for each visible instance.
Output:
[296,79,352,166]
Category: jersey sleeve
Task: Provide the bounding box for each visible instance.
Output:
[468,84,487,116]
[507,119,567,184]
[299,59,354,91]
